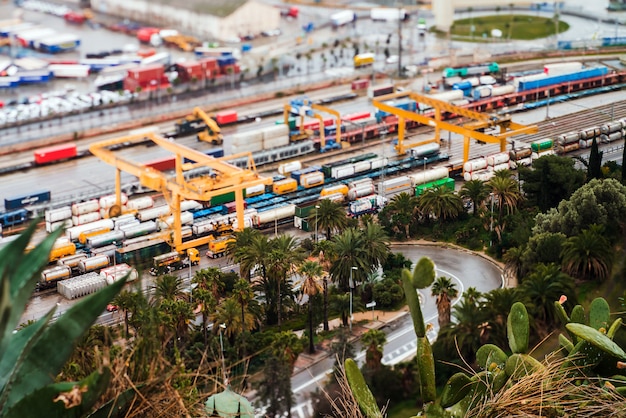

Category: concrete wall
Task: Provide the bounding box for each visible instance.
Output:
[433,0,534,31]
[91,0,279,42]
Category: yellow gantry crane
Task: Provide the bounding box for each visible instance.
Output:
[285,98,343,151]
[372,91,538,164]
[89,131,272,252]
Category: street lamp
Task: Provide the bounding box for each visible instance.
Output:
[489,193,495,248]
[314,205,320,243]
[219,323,227,384]
[349,266,357,333]
[423,156,428,185]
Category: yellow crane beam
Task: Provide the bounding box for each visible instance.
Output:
[89,131,272,252]
[372,91,538,164]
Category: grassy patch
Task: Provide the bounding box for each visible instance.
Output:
[448,14,569,41]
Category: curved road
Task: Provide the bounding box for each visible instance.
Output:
[289,243,503,417]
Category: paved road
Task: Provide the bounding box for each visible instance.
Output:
[288,243,503,417]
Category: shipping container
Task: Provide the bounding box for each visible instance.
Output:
[175,61,204,82]
[377,176,412,198]
[254,204,296,227]
[331,10,355,27]
[136,205,170,222]
[72,212,102,226]
[509,148,532,160]
[299,171,325,188]
[45,207,72,223]
[278,161,302,175]
[36,33,81,53]
[99,193,129,209]
[348,184,376,201]
[66,219,115,241]
[34,143,77,164]
[78,227,111,245]
[86,230,125,248]
[273,178,298,195]
[4,190,51,210]
[486,152,510,166]
[351,79,369,91]
[39,265,72,287]
[121,221,157,239]
[46,219,73,233]
[57,253,88,271]
[49,242,76,262]
[57,272,107,300]
[115,239,170,265]
[415,177,455,196]
[530,139,554,152]
[157,211,194,230]
[463,158,488,172]
[71,200,100,216]
[320,184,349,197]
[49,64,90,78]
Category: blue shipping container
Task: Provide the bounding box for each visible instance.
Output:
[375,98,417,120]
[17,70,52,84]
[290,165,322,181]
[183,148,225,163]
[518,66,609,92]
[217,56,237,66]
[4,190,51,210]
[0,209,29,227]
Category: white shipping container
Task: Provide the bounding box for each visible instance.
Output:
[320,193,345,203]
[49,64,90,78]
[428,90,464,103]
[245,184,266,196]
[408,167,450,186]
[471,170,495,182]
[180,200,202,212]
[231,141,264,154]
[45,206,72,223]
[127,196,154,211]
[353,160,372,173]
[105,268,138,285]
[544,62,582,75]
[294,216,303,230]
[578,139,594,149]
[479,75,497,85]
[113,214,138,229]
[46,219,73,233]
[278,161,302,175]
[377,176,412,197]
[509,157,532,168]
[263,136,290,149]
[72,212,101,226]
[262,124,289,140]
[601,122,623,135]
[486,152,510,166]
[491,85,515,97]
[369,157,389,170]
[57,253,88,270]
[463,158,488,172]
[99,193,129,209]
[231,130,263,144]
[71,200,100,216]
[557,132,580,145]
[117,219,141,231]
[57,272,107,300]
[531,150,556,160]
[331,164,356,179]
[136,205,170,222]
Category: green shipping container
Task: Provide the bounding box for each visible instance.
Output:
[115,239,170,266]
[295,204,316,218]
[210,191,247,206]
[277,117,297,130]
[531,139,554,152]
[415,177,455,196]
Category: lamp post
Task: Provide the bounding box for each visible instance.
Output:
[112,241,117,270]
[349,266,357,333]
[489,193,494,248]
[219,323,227,384]
[423,156,428,185]
[314,205,320,243]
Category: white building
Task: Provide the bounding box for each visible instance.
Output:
[91,0,280,42]
[432,0,534,31]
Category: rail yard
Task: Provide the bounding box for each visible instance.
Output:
[1,58,625,305]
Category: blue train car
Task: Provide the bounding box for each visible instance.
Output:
[290,165,322,182]
[4,190,51,210]
[0,209,29,227]
[517,66,609,92]
[183,148,225,164]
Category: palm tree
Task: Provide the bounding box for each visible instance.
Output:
[212,298,244,343]
[317,241,336,332]
[232,232,271,281]
[112,289,138,337]
[232,279,258,358]
[503,246,525,282]
[311,199,348,240]
[153,274,185,303]
[265,234,305,328]
[193,267,224,301]
[227,227,262,279]
[192,286,216,343]
[383,192,418,238]
[488,176,523,223]
[460,179,489,217]
[361,329,387,371]
[298,260,324,354]
[329,228,369,290]
[330,292,351,327]
[431,276,459,328]
[418,185,464,222]
[561,224,614,281]
[518,263,576,336]
[361,222,390,271]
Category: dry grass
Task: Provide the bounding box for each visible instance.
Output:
[472,352,626,418]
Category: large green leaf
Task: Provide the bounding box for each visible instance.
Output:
[402,269,425,337]
[411,257,436,289]
[86,387,138,418]
[0,311,53,412]
[566,323,626,360]
[1,223,63,351]
[4,368,111,418]
[3,278,126,410]
[345,358,382,418]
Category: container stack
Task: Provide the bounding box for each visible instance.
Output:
[45,206,73,233]
[231,129,264,154]
[71,199,101,226]
[462,158,491,181]
[262,125,290,149]
[530,139,555,160]
[98,193,129,218]
[486,152,511,172]
[57,272,107,300]
[508,148,532,168]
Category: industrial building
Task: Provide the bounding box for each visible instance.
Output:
[89,0,280,42]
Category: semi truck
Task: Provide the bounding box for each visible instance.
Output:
[206,236,234,258]
[149,248,200,275]
[331,10,355,27]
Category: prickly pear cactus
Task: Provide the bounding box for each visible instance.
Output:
[507,302,529,354]
[344,359,382,418]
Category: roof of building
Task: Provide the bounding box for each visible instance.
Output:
[152,0,250,17]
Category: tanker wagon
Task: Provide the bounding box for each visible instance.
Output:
[39,265,72,289]
[77,255,111,274]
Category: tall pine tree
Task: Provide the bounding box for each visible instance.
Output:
[588,137,603,180]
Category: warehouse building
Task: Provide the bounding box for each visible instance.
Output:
[90,0,280,42]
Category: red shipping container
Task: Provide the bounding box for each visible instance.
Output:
[198,57,218,71]
[127,64,164,84]
[176,61,204,82]
[34,143,77,165]
[136,27,160,43]
[351,78,370,90]
[344,111,371,121]
[215,110,237,125]
[64,12,86,24]
[145,156,175,171]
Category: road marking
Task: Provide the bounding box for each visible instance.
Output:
[293,369,332,393]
